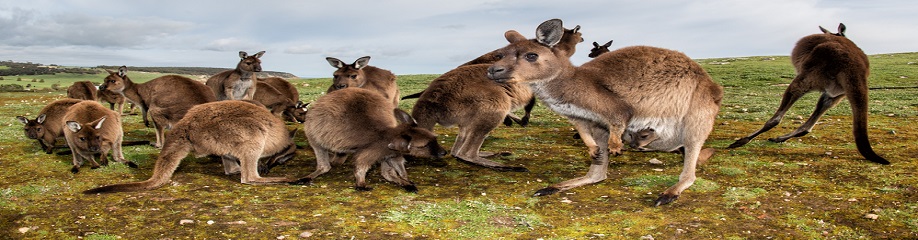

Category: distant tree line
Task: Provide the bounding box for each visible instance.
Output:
[0,61,99,76]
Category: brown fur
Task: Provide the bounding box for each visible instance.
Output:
[83,101,299,194]
[97,87,134,115]
[487,19,723,206]
[588,40,613,58]
[325,56,400,107]
[99,66,217,148]
[625,128,715,165]
[408,23,585,171]
[62,101,136,173]
[206,51,265,100]
[67,81,98,100]
[258,77,307,122]
[296,88,446,192]
[16,98,84,154]
[727,23,888,164]
[253,81,298,120]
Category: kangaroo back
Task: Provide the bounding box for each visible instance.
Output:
[67,81,98,100]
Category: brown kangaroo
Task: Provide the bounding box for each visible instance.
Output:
[325,56,400,107]
[294,87,447,192]
[588,40,614,58]
[258,77,307,122]
[97,87,134,115]
[252,81,299,121]
[63,101,136,173]
[727,23,888,165]
[83,101,299,194]
[487,19,723,206]
[206,51,265,101]
[99,66,217,148]
[16,98,84,154]
[67,81,98,100]
[625,128,715,165]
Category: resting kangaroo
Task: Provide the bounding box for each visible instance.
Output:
[325,56,400,107]
[83,101,299,194]
[295,88,447,192]
[63,101,136,173]
[588,40,614,58]
[206,51,265,101]
[258,77,307,122]
[16,98,84,154]
[99,66,217,148]
[67,81,98,100]
[727,23,888,165]
[487,19,722,206]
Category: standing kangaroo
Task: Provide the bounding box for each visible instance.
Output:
[63,101,136,173]
[67,81,98,100]
[99,66,217,148]
[487,19,722,206]
[16,98,84,154]
[727,23,888,165]
[295,88,447,192]
[83,101,299,194]
[206,51,265,101]
[98,87,134,115]
[325,56,400,107]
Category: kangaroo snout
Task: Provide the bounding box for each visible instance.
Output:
[487,65,507,81]
[334,83,348,90]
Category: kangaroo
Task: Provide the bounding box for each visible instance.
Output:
[97,87,134,115]
[66,81,98,100]
[258,77,307,122]
[83,101,299,194]
[727,23,888,165]
[63,101,136,173]
[206,51,265,101]
[253,81,299,121]
[99,66,217,148]
[624,128,715,165]
[486,19,723,206]
[16,98,84,154]
[325,56,400,107]
[588,40,614,58]
[408,23,585,172]
[294,88,447,192]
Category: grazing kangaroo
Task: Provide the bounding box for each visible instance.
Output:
[727,23,888,165]
[487,19,723,206]
[99,66,217,148]
[206,51,265,101]
[16,98,84,154]
[588,40,614,58]
[253,81,299,121]
[325,56,400,107]
[67,81,98,100]
[295,88,447,192]
[408,23,584,172]
[63,101,136,173]
[258,77,307,122]
[83,101,299,194]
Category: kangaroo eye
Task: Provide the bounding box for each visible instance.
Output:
[79,137,86,142]
[349,75,357,79]
[495,54,504,60]
[525,53,538,62]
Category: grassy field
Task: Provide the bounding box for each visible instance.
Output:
[1,52,917,239]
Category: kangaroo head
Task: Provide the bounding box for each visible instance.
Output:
[238,51,265,72]
[588,40,613,58]
[819,23,846,37]
[487,19,569,84]
[326,56,371,91]
[99,66,129,93]
[65,117,106,152]
[629,128,660,150]
[287,101,309,123]
[16,114,46,139]
[387,109,447,159]
[557,24,583,58]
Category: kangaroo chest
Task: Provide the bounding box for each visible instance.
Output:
[231,76,254,99]
[529,82,604,123]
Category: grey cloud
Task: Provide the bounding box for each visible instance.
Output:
[0,8,194,48]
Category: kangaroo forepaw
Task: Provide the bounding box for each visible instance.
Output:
[533,187,560,197]
[727,138,751,148]
[355,186,373,192]
[125,161,138,168]
[402,185,418,193]
[70,167,80,174]
[654,194,679,206]
[289,177,312,185]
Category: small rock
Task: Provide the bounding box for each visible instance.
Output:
[206,220,215,225]
[640,235,655,240]
[648,158,663,165]
[795,115,804,120]
[226,221,247,225]
[652,168,664,172]
[179,219,194,225]
[887,114,895,117]
[848,198,857,202]
[277,236,286,240]
[864,213,879,220]
[18,227,30,233]
[774,162,784,166]
[560,198,573,203]
[825,152,832,156]
[300,231,314,238]
[676,228,686,234]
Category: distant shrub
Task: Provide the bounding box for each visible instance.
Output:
[51,83,61,90]
[0,84,25,92]
[31,79,37,82]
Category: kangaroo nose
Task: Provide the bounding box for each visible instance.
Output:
[487,66,505,76]
[334,84,347,90]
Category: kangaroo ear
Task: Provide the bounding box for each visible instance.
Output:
[326,57,344,69]
[504,30,527,43]
[90,117,106,129]
[16,116,28,125]
[239,51,249,59]
[354,56,371,69]
[387,136,410,152]
[118,66,127,77]
[36,114,47,124]
[66,121,82,133]
[819,26,831,34]
[535,19,563,48]
[837,23,846,36]
[254,51,266,58]
[571,25,580,33]
[603,40,613,47]
[592,42,600,48]
[393,108,417,127]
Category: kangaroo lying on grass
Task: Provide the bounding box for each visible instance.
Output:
[83,101,299,194]
[294,87,447,192]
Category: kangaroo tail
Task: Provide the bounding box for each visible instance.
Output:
[84,132,193,194]
[400,91,424,100]
[842,73,889,165]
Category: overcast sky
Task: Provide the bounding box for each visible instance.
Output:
[1,0,915,78]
